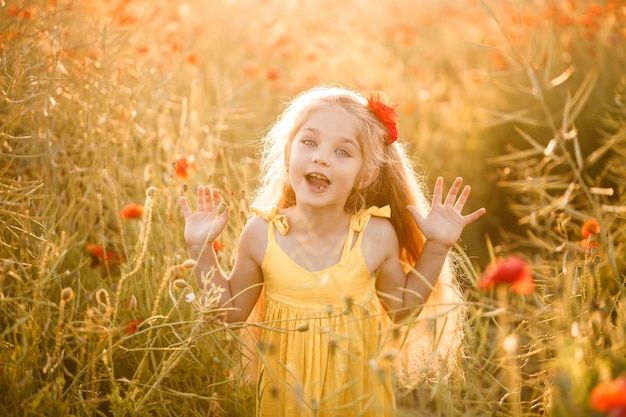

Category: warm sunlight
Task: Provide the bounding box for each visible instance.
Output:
[1,0,625,415]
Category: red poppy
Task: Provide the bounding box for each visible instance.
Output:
[125,319,145,335]
[590,376,626,412]
[185,52,201,65]
[135,45,150,55]
[173,154,196,179]
[87,244,124,268]
[479,255,534,294]
[121,202,144,219]
[580,237,600,253]
[611,407,626,417]
[490,50,509,71]
[242,60,260,77]
[558,15,573,26]
[388,24,420,46]
[213,239,226,253]
[581,218,600,238]
[401,101,416,115]
[266,67,281,80]
[367,95,399,144]
[8,5,36,20]
[169,39,184,54]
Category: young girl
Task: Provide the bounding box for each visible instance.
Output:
[180,86,485,416]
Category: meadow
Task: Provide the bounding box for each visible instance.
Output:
[1,0,625,415]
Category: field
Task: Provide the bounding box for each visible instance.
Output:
[1,0,625,416]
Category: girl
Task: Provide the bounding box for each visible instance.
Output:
[180,86,485,416]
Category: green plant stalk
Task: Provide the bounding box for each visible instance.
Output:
[112,187,156,325]
[496,285,522,416]
[127,264,180,403]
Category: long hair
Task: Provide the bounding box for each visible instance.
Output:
[251,85,466,387]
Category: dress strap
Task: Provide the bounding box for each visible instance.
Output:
[250,207,289,238]
[339,205,391,261]
[351,205,391,233]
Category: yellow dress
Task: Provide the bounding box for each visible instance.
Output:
[251,206,396,417]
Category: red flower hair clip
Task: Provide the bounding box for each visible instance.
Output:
[367,91,399,144]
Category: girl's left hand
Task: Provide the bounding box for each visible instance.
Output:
[408,176,485,249]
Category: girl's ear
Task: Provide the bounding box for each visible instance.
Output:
[358,166,379,189]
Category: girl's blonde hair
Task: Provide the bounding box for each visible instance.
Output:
[251,85,466,387]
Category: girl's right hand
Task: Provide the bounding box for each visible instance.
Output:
[179,185,230,249]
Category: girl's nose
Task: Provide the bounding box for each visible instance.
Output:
[312,151,329,166]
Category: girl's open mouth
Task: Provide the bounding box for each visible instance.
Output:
[305,173,330,190]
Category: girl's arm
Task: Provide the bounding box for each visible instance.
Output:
[180,186,264,323]
[376,177,485,322]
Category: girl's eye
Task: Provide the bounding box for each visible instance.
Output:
[302,139,316,146]
[336,149,351,157]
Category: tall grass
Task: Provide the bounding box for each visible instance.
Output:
[1,0,625,416]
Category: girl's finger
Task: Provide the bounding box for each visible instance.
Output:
[453,185,471,211]
[180,196,192,218]
[407,205,425,227]
[464,207,486,224]
[195,186,203,211]
[444,177,463,206]
[432,176,444,204]
[201,185,214,210]
[212,188,221,208]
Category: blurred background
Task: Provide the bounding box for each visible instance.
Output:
[2,0,625,415]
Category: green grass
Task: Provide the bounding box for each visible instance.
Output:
[1,0,625,415]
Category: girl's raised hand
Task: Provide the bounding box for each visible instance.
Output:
[179,186,230,248]
[408,177,485,249]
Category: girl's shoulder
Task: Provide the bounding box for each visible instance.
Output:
[361,215,399,270]
[238,215,269,265]
[363,215,398,242]
[242,213,269,235]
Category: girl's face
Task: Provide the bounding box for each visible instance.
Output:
[286,106,366,211]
